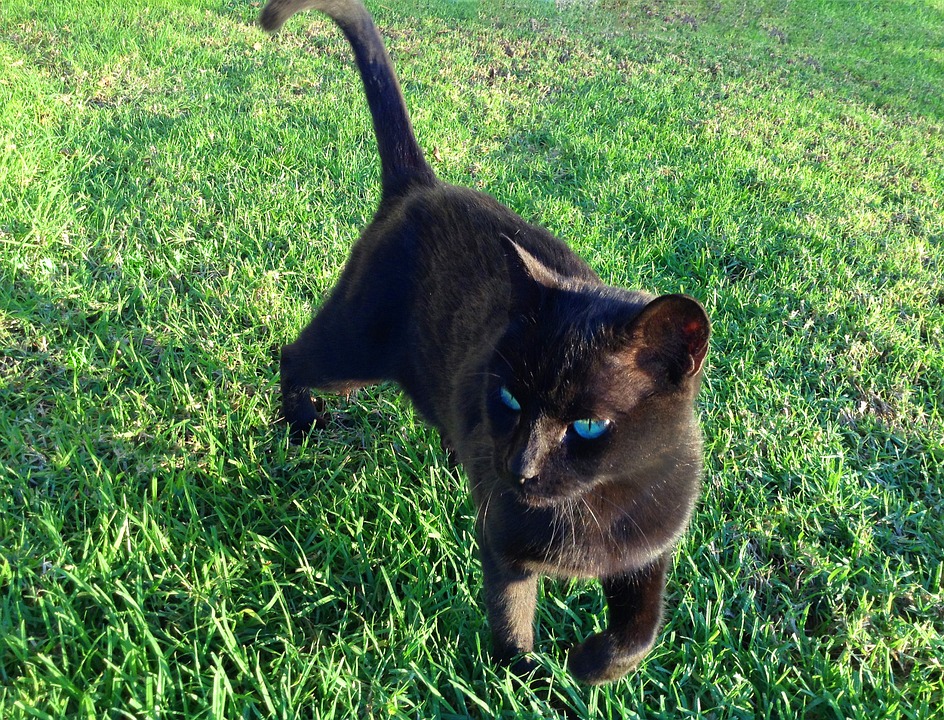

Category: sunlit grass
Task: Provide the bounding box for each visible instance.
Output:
[1,0,942,717]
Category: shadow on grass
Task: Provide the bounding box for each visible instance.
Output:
[0,77,489,707]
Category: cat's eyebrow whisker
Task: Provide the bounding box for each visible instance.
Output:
[492,347,512,367]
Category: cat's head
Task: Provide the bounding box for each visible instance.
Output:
[483,239,710,508]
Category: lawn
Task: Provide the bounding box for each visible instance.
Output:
[1,0,942,717]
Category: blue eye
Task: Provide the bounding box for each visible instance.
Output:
[499,385,521,412]
[571,418,611,440]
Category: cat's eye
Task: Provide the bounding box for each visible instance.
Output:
[499,385,521,412]
[571,418,611,440]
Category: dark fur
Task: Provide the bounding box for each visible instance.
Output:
[260,0,710,684]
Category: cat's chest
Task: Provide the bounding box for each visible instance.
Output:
[490,497,678,579]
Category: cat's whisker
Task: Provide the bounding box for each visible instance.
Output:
[570,501,579,557]
[580,496,605,537]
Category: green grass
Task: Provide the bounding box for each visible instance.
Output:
[1,0,942,717]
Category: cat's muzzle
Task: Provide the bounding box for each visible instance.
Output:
[511,473,571,508]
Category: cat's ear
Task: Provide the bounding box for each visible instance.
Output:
[626,294,710,382]
[498,234,563,289]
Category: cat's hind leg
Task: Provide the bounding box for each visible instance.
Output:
[280,272,407,437]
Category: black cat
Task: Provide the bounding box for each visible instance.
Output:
[260,0,710,684]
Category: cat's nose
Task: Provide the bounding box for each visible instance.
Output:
[514,472,536,487]
[507,450,540,483]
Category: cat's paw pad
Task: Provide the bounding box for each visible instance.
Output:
[567,632,649,685]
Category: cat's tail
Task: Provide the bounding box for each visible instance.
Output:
[260,0,436,198]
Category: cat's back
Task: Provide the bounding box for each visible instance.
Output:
[394,183,598,287]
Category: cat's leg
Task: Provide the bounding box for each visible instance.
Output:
[281,277,405,437]
[280,334,328,437]
[281,311,351,436]
[479,538,538,673]
[568,553,669,685]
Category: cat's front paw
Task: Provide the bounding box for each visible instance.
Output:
[567,631,651,685]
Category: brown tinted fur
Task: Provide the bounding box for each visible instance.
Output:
[260,0,710,684]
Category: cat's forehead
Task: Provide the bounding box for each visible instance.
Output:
[585,352,657,412]
[497,284,653,403]
[507,318,650,416]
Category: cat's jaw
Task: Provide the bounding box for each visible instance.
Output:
[481,441,701,575]
[493,498,689,581]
